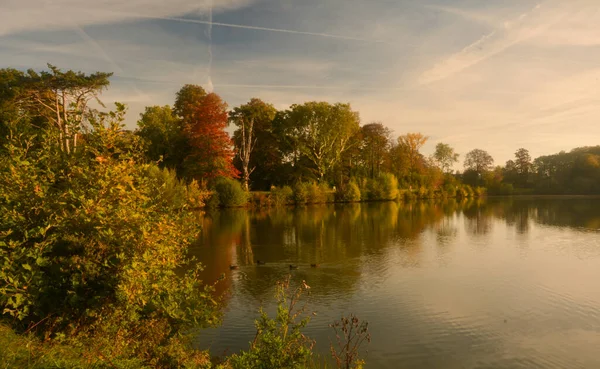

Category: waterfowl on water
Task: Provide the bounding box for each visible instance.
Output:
[289,264,299,270]
[256,260,266,265]
[310,263,319,268]
[229,265,239,270]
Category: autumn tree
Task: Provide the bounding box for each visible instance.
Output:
[433,142,459,174]
[230,98,277,191]
[174,84,238,182]
[278,102,360,181]
[397,133,428,183]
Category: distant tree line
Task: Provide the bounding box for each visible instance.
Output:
[2,65,599,197]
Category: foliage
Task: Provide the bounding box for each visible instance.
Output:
[213,177,248,207]
[0,64,112,154]
[136,105,188,175]
[270,186,294,207]
[224,277,315,369]
[277,102,360,181]
[336,181,361,202]
[230,98,278,191]
[433,142,459,174]
[175,85,238,181]
[365,173,398,201]
[464,149,494,176]
[293,182,330,204]
[329,314,371,369]
[0,105,219,367]
[359,122,391,179]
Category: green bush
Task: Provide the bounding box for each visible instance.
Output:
[336,181,361,202]
[366,173,398,201]
[475,186,487,197]
[224,277,315,369]
[293,182,329,204]
[270,185,294,206]
[145,166,208,209]
[378,173,399,201]
[213,177,248,207]
[0,111,217,367]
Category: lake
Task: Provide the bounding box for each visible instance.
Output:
[191,197,600,368]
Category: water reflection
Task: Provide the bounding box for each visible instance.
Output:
[190,198,600,368]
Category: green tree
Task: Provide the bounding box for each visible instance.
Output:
[433,142,459,174]
[514,148,532,187]
[279,102,360,181]
[136,105,188,174]
[360,122,391,179]
[464,149,494,173]
[2,64,111,154]
[230,98,277,191]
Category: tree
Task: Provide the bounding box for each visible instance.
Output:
[5,64,112,154]
[464,149,494,185]
[433,142,459,174]
[136,105,187,174]
[174,85,238,182]
[397,133,428,183]
[360,122,391,179]
[279,102,360,181]
[230,98,277,191]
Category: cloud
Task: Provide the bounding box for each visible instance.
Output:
[0,0,254,36]
[417,2,567,85]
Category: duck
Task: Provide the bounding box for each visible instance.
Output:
[256,260,266,265]
[310,263,319,268]
[289,264,299,270]
[229,265,239,270]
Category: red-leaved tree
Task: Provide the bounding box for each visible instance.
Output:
[175,85,238,181]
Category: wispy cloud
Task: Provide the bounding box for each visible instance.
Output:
[418,2,566,85]
[0,0,255,36]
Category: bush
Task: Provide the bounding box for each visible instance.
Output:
[378,173,399,201]
[336,181,361,202]
[293,182,329,204]
[224,277,315,368]
[213,177,248,207]
[145,166,209,209]
[475,186,487,197]
[270,185,294,206]
[0,111,218,367]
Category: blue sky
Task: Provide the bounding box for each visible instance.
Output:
[1,0,599,165]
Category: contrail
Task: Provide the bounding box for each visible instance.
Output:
[72,25,147,101]
[206,0,214,92]
[97,9,386,43]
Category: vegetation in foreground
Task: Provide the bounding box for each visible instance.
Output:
[0,65,371,368]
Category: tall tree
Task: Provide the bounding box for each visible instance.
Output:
[0,64,111,153]
[360,122,391,179]
[464,149,494,185]
[230,98,277,191]
[397,133,428,183]
[280,102,360,181]
[514,148,532,187]
[174,85,238,181]
[433,142,459,174]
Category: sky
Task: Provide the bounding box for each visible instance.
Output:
[1,0,599,166]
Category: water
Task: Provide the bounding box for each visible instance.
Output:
[190,197,600,368]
